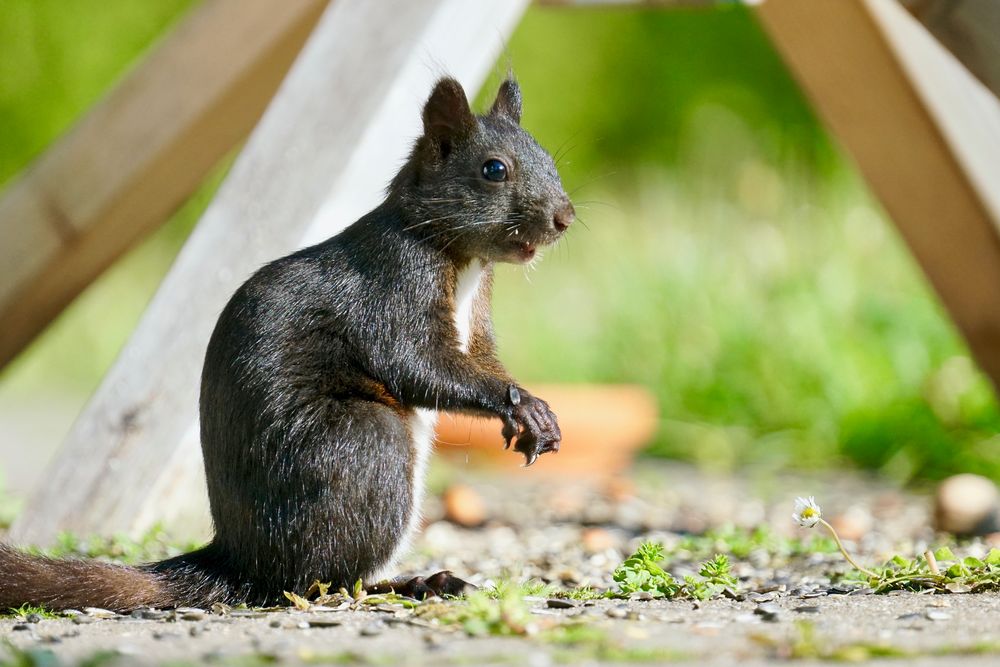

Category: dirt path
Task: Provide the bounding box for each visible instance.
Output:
[3,463,999,665]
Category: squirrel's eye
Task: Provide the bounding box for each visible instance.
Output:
[482,159,508,182]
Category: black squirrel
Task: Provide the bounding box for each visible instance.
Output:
[0,76,573,611]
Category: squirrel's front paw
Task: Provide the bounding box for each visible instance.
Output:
[502,390,561,466]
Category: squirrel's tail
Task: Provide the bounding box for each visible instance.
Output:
[0,543,236,612]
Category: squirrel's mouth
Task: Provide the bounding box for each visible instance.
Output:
[510,240,537,262]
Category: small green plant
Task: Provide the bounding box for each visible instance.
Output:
[485,577,554,600]
[757,621,1000,661]
[564,585,605,601]
[421,588,536,637]
[545,623,687,663]
[613,542,738,600]
[3,604,58,620]
[867,547,1000,593]
[794,496,1000,593]
[613,542,681,598]
[0,642,63,667]
[684,554,739,600]
[754,621,909,661]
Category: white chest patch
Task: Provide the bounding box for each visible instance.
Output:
[375,261,484,580]
[453,260,483,353]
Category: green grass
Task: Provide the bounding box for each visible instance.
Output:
[492,171,1000,482]
[2,604,59,620]
[484,577,555,600]
[671,524,838,560]
[26,524,201,565]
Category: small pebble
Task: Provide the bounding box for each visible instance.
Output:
[83,607,117,619]
[581,527,615,554]
[897,612,923,621]
[925,610,951,622]
[799,591,827,599]
[793,605,821,614]
[545,598,577,609]
[72,615,97,625]
[12,624,30,631]
[606,607,628,619]
[935,474,999,535]
[305,618,342,628]
[180,611,207,621]
[25,613,43,624]
[754,603,781,622]
[360,622,384,637]
[442,484,487,527]
[629,591,655,602]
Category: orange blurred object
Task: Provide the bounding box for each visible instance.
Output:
[434,384,658,478]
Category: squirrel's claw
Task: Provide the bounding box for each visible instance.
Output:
[501,417,517,450]
[504,390,561,465]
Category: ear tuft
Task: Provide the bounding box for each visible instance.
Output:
[422,77,475,150]
[490,78,522,124]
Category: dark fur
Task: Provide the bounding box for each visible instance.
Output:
[0,76,572,612]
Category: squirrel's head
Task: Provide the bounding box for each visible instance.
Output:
[392,76,574,264]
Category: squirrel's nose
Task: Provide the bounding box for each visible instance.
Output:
[552,201,574,233]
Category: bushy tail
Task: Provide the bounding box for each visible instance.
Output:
[0,543,234,613]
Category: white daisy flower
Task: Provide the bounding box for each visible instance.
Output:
[792,496,822,528]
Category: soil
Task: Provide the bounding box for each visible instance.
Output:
[3,462,999,666]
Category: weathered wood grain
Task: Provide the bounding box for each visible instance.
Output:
[0,0,329,368]
[756,0,1000,388]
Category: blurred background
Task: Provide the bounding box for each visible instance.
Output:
[2,0,999,525]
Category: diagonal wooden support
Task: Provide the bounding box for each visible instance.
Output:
[901,0,1000,98]
[10,0,530,546]
[0,0,329,369]
[755,0,1000,389]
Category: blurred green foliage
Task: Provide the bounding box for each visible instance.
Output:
[1,2,998,483]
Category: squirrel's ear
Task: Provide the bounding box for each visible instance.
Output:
[490,78,522,124]
[422,77,475,155]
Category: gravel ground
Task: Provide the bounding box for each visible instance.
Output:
[3,462,999,666]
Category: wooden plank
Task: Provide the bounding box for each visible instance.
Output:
[9,0,530,546]
[0,0,329,368]
[900,0,1000,99]
[755,0,1000,388]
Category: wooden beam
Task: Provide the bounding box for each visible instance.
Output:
[0,0,329,368]
[901,0,1000,99]
[9,0,530,546]
[755,0,1000,388]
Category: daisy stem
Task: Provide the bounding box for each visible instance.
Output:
[819,518,878,578]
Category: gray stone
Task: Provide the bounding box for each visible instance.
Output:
[545,598,577,609]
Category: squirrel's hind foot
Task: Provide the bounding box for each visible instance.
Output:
[366,570,474,599]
